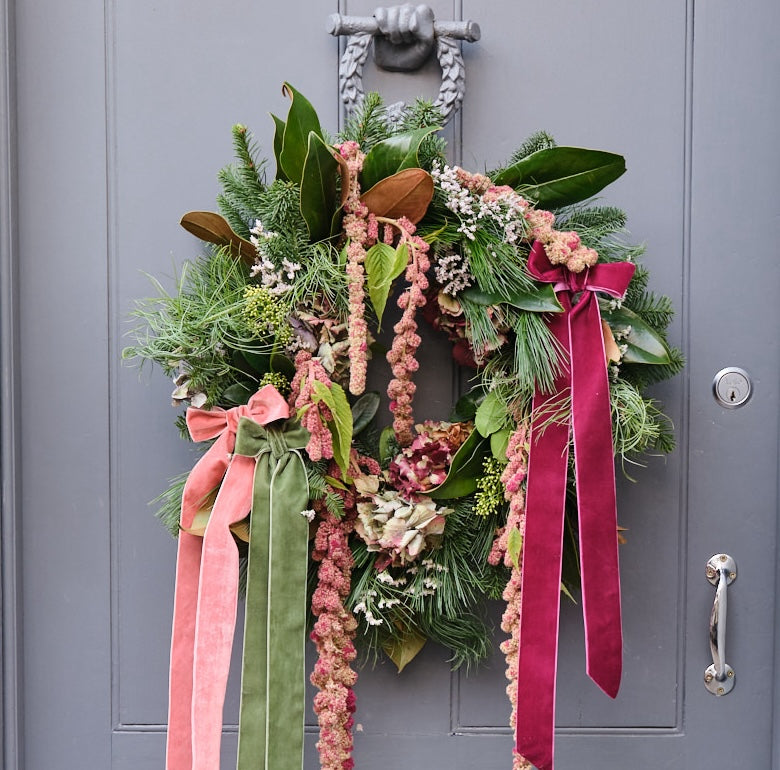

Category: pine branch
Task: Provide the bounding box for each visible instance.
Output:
[509,130,557,163]
[338,91,391,151]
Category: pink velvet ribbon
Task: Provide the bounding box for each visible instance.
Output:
[165,385,290,770]
[515,242,635,770]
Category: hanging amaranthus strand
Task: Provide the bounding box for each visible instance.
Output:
[339,141,374,396]
[382,216,431,446]
[492,426,533,770]
[311,454,380,770]
[289,350,335,462]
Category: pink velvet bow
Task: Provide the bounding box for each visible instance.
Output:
[166,385,289,770]
[515,242,635,770]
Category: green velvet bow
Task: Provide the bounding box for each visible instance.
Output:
[233,416,311,770]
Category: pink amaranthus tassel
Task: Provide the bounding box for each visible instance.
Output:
[289,350,335,461]
[494,425,533,770]
[386,218,430,446]
[339,141,373,396]
[310,454,380,770]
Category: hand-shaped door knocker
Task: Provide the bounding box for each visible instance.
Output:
[327,4,480,125]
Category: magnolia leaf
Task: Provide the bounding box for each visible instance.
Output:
[221,382,253,406]
[449,386,487,421]
[230,519,251,543]
[236,349,271,376]
[300,132,339,242]
[560,581,578,604]
[475,390,507,437]
[335,150,351,207]
[600,304,671,365]
[179,489,218,537]
[271,113,289,181]
[602,320,621,364]
[379,426,397,465]
[427,429,490,500]
[351,391,381,435]
[493,147,626,209]
[490,428,512,463]
[383,627,428,673]
[270,352,296,378]
[507,527,523,572]
[311,379,353,477]
[279,83,323,184]
[361,127,439,191]
[180,211,256,265]
[361,168,434,224]
[461,283,563,313]
[365,243,410,325]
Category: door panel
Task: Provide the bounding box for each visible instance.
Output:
[8,0,778,768]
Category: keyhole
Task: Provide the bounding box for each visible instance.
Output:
[729,389,737,402]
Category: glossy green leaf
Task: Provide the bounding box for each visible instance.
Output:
[490,428,512,462]
[351,391,381,435]
[449,386,487,421]
[507,527,523,572]
[279,83,323,184]
[221,382,253,406]
[365,243,409,325]
[427,429,490,500]
[475,390,507,437]
[461,283,563,313]
[270,352,296,378]
[493,147,626,209]
[236,349,271,375]
[270,113,288,181]
[361,127,439,191]
[379,426,397,465]
[600,304,671,365]
[311,380,353,477]
[300,132,339,242]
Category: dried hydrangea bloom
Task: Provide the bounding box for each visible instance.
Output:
[355,491,452,569]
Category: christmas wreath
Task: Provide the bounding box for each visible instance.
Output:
[126,84,682,770]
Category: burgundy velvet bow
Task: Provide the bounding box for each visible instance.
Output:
[515,242,635,770]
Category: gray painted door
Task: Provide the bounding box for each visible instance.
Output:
[4,0,779,768]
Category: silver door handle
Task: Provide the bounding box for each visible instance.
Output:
[704,553,736,695]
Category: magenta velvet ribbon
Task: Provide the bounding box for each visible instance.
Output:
[515,242,635,770]
[165,385,290,770]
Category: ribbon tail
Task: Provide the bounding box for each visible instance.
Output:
[570,297,623,698]
[166,531,202,770]
[237,451,311,770]
[190,454,255,770]
[515,307,571,770]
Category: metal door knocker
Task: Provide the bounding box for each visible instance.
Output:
[327,4,480,124]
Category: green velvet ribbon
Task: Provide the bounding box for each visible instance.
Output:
[233,416,311,770]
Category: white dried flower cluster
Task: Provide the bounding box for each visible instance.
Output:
[434,248,473,295]
[300,509,316,522]
[248,219,301,294]
[352,594,384,626]
[431,161,530,244]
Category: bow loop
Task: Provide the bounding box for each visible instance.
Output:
[234,416,310,460]
[528,240,635,300]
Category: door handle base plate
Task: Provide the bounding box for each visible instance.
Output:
[704,663,735,696]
